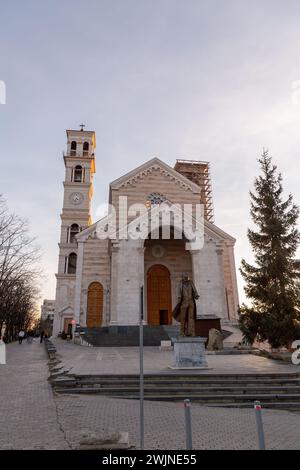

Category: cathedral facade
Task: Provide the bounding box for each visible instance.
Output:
[53,129,239,337]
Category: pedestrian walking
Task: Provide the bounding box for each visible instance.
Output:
[18,330,25,344]
[26,331,33,344]
[40,330,44,344]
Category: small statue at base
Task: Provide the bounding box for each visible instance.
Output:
[172,273,199,337]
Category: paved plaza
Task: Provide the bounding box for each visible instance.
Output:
[0,340,300,450]
[53,338,298,376]
[0,340,69,450]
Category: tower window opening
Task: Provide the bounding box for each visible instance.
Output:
[74,165,83,182]
[67,253,77,274]
[83,141,89,156]
[70,141,77,156]
[69,223,80,243]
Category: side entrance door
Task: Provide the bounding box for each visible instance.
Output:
[147,264,172,325]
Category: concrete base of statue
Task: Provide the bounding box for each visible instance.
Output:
[169,336,209,370]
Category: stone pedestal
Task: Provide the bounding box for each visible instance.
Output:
[170,337,208,369]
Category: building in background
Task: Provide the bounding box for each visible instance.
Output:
[40,299,55,336]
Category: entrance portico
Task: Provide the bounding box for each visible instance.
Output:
[109,224,228,327]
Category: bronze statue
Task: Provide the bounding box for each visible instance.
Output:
[172,273,199,336]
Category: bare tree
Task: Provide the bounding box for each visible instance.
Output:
[0,195,42,342]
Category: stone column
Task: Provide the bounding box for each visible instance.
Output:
[228,243,239,320]
[137,246,146,324]
[109,242,119,325]
[116,239,143,325]
[74,240,84,324]
[190,249,204,317]
[215,245,227,320]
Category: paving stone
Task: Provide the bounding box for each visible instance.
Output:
[1,340,300,450]
[52,338,299,376]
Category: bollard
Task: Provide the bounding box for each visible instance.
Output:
[184,399,193,450]
[254,401,266,450]
[139,286,144,450]
[0,339,6,365]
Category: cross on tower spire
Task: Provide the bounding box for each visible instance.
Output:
[79,123,85,131]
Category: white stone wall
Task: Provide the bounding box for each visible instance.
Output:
[78,236,110,327]
[110,239,143,325]
[191,236,227,319]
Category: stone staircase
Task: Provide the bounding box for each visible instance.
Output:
[51,371,300,409]
[79,325,180,347]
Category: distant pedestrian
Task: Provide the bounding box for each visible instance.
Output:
[18,330,25,344]
[40,330,44,343]
[26,331,33,344]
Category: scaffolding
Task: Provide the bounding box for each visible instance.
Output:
[174,159,214,223]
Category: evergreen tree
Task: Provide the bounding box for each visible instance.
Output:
[239,150,300,348]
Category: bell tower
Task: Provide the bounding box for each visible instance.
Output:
[53,127,96,336]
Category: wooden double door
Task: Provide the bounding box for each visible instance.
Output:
[86,282,103,328]
[147,264,172,325]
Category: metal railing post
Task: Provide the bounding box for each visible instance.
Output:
[184,399,193,450]
[139,286,144,450]
[254,401,266,450]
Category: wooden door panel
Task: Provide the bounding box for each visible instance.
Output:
[147,265,172,325]
[87,282,103,328]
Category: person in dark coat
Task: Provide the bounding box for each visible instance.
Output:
[40,330,44,343]
[18,330,25,344]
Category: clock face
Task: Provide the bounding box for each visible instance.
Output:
[70,192,83,205]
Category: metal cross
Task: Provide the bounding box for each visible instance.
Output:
[79,124,85,131]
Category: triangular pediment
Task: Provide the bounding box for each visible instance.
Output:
[110,157,201,193]
[77,200,235,245]
[57,304,73,315]
[204,219,236,244]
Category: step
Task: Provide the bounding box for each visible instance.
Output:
[53,386,300,396]
[51,376,300,393]
[111,394,300,403]
[206,402,300,410]
[54,388,300,402]
[67,372,300,380]
[52,379,300,390]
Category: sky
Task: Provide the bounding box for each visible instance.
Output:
[1,0,300,307]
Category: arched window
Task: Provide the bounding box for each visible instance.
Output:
[74,165,83,182]
[67,253,77,274]
[69,224,80,243]
[70,141,77,156]
[83,141,89,156]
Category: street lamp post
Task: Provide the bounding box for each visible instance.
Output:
[139,285,144,450]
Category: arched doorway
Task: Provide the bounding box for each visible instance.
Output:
[86,282,103,327]
[147,265,172,325]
